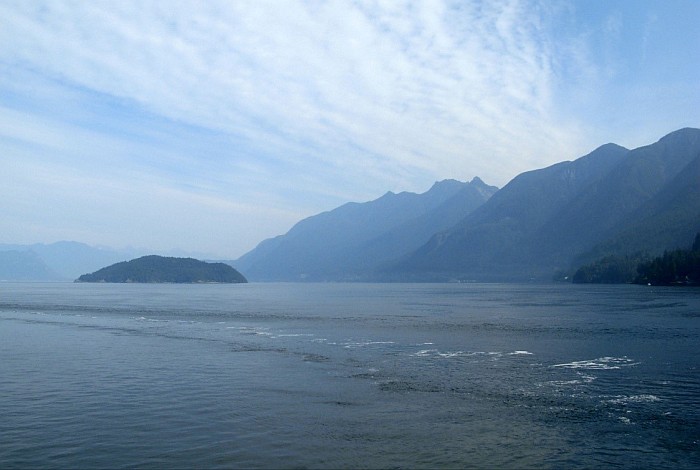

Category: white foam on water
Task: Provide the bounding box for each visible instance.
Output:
[411,349,471,358]
[412,349,438,357]
[133,316,169,322]
[509,350,534,355]
[547,372,596,386]
[226,326,282,339]
[437,351,470,358]
[343,341,395,348]
[548,379,584,386]
[606,394,661,405]
[552,356,639,370]
[410,349,510,359]
[253,331,274,337]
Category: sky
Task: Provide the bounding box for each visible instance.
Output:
[1,0,698,259]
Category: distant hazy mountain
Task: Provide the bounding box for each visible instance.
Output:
[0,250,62,281]
[235,178,497,281]
[394,128,700,281]
[76,255,247,283]
[0,242,141,280]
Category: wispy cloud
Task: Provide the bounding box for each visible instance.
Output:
[1,0,582,182]
[0,0,696,256]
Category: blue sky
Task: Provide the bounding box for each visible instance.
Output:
[1,0,698,259]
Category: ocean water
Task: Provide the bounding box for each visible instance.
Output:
[1,282,699,469]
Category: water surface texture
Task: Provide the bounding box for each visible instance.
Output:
[1,283,699,468]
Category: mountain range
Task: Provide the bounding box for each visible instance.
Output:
[234,177,498,281]
[237,127,700,282]
[2,128,698,283]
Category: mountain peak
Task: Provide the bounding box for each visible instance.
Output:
[661,127,699,138]
[429,177,493,191]
[657,127,700,146]
[594,142,628,152]
[469,176,487,187]
[429,179,464,191]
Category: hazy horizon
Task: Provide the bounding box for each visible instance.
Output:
[2,0,698,259]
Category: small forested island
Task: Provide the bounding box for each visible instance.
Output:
[76,255,248,283]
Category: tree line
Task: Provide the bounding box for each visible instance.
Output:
[572,233,700,286]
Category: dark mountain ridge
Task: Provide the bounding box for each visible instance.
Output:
[392,142,630,279]
[541,128,700,260]
[394,128,700,280]
[574,130,700,266]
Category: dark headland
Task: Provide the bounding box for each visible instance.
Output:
[76,255,247,283]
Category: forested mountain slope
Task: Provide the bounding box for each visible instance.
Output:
[393,128,700,281]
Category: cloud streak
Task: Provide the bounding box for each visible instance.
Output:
[0,0,697,257]
[1,1,580,180]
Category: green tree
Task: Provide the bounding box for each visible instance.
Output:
[634,233,700,285]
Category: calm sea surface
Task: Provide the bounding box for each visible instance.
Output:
[1,282,699,469]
